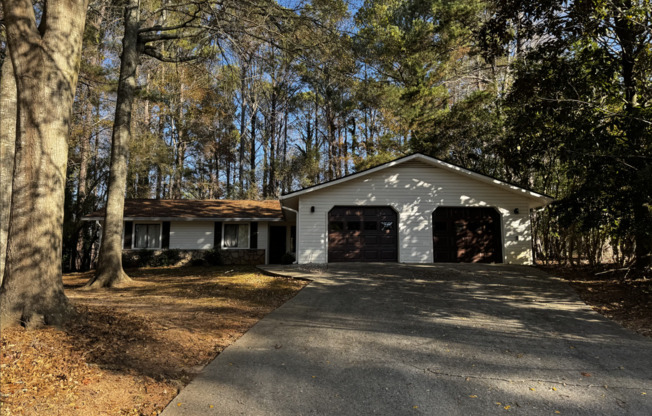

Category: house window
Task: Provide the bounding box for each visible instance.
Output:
[223,223,249,248]
[134,223,161,249]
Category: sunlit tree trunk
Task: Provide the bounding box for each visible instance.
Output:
[239,62,247,194]
[249,110,257,192]
[0,55,17,286]
[0,0,89,328]
[87,0,140,288]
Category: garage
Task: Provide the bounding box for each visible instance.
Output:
[282,153,552,264]
[433,207,502,263]
[328,206,397,262]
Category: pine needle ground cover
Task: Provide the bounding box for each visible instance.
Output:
[1,266,307,415]
[539,265,652,338]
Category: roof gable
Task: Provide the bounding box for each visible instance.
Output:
[281,153,553,208]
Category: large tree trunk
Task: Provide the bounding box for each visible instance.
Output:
[87,0,140,288]
[0,55,17,286]
[0,0,89,328]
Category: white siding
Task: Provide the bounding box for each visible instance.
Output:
[169,221,214,250]
[297,160,535,265]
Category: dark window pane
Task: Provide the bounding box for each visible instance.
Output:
[329,221,344,232]
[434,221,447,231]
[364,221,377,231]
[347,221,361,231]
[224,224,238,247]
[134,224,160,248]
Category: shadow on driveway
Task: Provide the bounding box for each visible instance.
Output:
[162,263,652,415]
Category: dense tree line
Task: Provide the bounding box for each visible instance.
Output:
[0,0,650,326]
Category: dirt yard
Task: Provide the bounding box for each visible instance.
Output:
[0,266,307,415]
[538,264,652,337]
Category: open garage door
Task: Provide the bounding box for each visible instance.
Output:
[328,206,398,262]
[433,207,502,263]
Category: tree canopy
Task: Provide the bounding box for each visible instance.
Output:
[0,0,650,326]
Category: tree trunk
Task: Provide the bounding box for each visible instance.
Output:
[87,0,140,288]
[155,165,163,199]
[74,90,92,271]
[0,55,17,286]
[326,104,335,180]
[239,62,247,194]
[269,89,277,197]
[226,157,232,197]
[172,139,185,199]
[282,107,288,194]
[1,0,89,328]
[262,116,268,198]
[249,110,257,193]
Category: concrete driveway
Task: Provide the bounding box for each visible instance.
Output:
[162,263,652,415]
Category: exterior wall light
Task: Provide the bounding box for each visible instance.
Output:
[513,208,519,215]
[310,206,315,213]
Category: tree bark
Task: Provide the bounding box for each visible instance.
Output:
[87,0,141,288]
[249,110,257,192]
[282,107,288,194]
[269,88,277,196]
[73,88,92,271]
[172,138,185,199]
[0,54,17,286]
[0,0,89,328]
[239,62,247,194]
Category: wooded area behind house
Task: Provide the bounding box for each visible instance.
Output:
[1,1,650,280]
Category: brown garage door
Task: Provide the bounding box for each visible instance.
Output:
[328,206,398,262]
[433,207,502,263]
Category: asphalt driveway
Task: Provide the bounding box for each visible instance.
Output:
[162,263,652,415]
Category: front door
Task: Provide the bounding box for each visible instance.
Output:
[269,226,287,264]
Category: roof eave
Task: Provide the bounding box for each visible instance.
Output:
[82,216,285,222]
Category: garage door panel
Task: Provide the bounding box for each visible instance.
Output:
[364,235,379,245]
[363,251,379,260]
[329,206,397,263]
[433,207,502,263]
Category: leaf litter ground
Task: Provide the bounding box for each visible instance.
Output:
[1,266,307,415]
[538,264,652,337]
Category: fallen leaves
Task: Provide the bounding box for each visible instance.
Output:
[1,266,307,416]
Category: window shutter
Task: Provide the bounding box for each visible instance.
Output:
[162,222,170,249]
[214,222,222,249]
[250,222,258,249]
[124,221,133,249]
